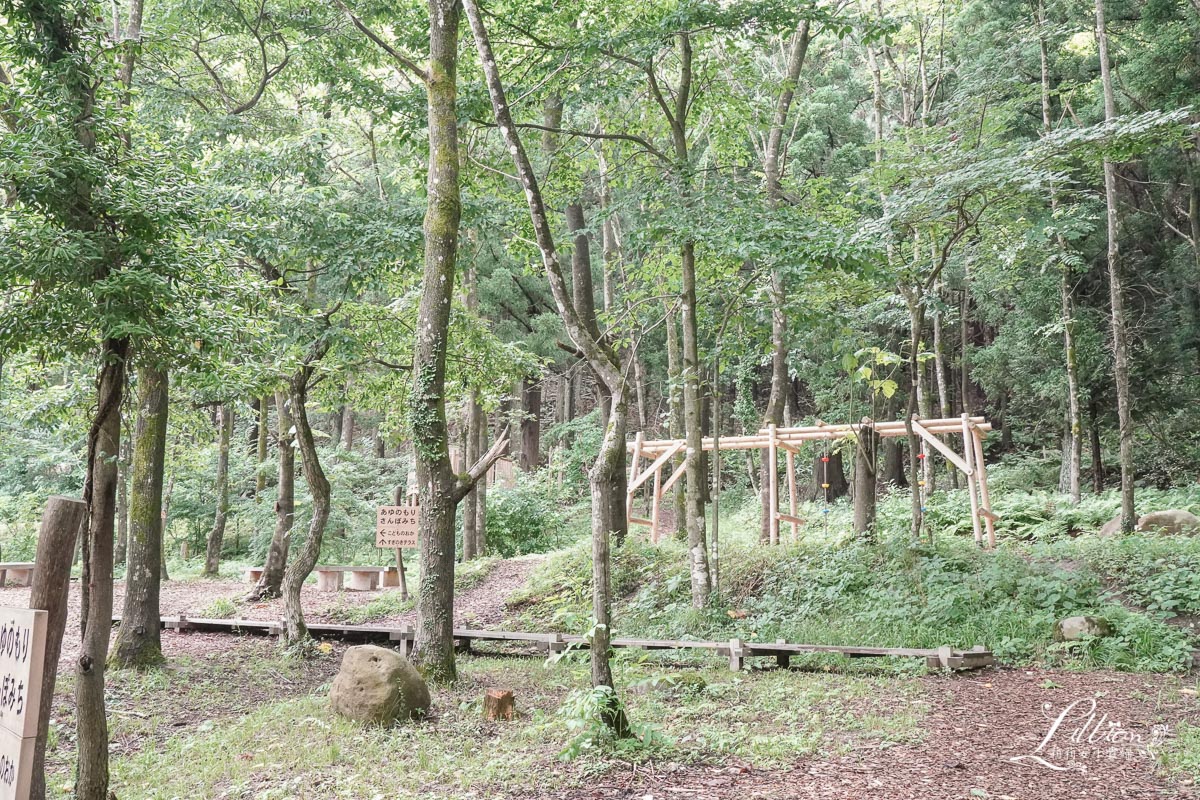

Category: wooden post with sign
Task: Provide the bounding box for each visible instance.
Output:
[28,496,83,800]
[378,484,419,602]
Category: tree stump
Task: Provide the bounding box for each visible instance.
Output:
[483,688,514,721]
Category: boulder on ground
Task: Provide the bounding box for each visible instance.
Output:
[330,644,430,725]
[1054,615,1113,641]
[1137,509,1200,536]
[1097,516,1124,537]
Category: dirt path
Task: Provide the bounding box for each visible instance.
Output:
[0,553,546,667]
[377,553,544,629]
[537,668,1199,799]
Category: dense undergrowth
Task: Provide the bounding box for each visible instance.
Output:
[511,458,1200,674]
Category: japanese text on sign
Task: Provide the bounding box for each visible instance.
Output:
[376,505,419,548]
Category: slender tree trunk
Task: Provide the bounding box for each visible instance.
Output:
[463,395,481,561]
[1095,0,1135,529]
[474,407,488,556]
[759,22,811,542]
[255,394,268,496]
[339,402,355,451]
[411,0,465,684]
[283,364,331,644]
[249,392,293,599]
[76,338,127,800]
[1090,397,1105,492]
[464,0,629,725]
[905,295,925,540]
[519,376,541,471]
[112,364,168,668]
[203,403,233,576]
[665,303,685,534]
[115,439,129,565]
[1038,4,1083,503]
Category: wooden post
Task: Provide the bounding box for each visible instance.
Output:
[483,688,514,721]
[626,432,643,531]
[960,415,983,546]
[785,450,798,542]
[767,424,779,545]
[971,426,996,548]
[29,496,86,800]
[650,466,662,544]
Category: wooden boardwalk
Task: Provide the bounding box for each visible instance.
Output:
[150,615,994,672]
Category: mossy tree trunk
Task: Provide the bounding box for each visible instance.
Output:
[410,0,465,684]
[112,364,168,669]
[203,403,233,577]
[249,391,293,599]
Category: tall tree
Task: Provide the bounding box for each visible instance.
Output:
[1095,0,1135,530]
[203,403,234,576]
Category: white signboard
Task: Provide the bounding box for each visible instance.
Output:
[0,608,45,800]
[376,506,419,549]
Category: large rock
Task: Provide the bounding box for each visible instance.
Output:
[330,645,430,725]
[1137,510,1200,536]
[1054,615,1113,641]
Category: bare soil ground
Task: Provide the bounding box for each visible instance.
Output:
[541,669,1200,799]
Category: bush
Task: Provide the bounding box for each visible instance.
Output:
[482,477,579,557]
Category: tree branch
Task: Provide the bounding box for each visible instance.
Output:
[332,0,428,86]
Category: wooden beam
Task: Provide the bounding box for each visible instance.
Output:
[911,420,973,475]
[972,426,997,548]
[629,440,684,493]
[786,449,799,541]
[661,459,688,495]
[650,466,662,544]
[626,432,643,528]
[960,415,983,546]
[768,424,779,546]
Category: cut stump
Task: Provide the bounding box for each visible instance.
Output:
[483,688,514,721]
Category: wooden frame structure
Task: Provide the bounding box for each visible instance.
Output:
[627,414,997,548]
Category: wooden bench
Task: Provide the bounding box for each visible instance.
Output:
[313,566,400,592]
[0,562,35,587]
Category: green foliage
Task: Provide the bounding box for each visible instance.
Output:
[481,478,578,558]
[554,686,664,762]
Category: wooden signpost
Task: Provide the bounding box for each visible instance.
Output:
[0,608,47,800]
[375,505,419,549]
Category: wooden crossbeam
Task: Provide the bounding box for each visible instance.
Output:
[911,420,973,475]
[629,441,683,493]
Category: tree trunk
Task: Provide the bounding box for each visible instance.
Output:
[665,303,686,535]
[1089,396,1105,492]
[519,376,541,471]
[255,394,269,497]
[905,295,925,540]
[1038,0,1082,504]
[115,440,129,565]
[203,403,233,577]
[339,402,355,451]
[474,406,488,556]
[1095,0,1135,530]
[411,0,465,684]
[76,337,128,800]
[759,21,811,542]
[463,394,481,561]
[464,0,630,726]
[249,392,293,600]
[112,364,168,668]
[854,423,878,537]
[283,364,331,644]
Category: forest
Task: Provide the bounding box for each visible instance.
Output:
[2,0,1200,796]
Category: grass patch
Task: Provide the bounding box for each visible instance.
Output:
[100,652,927,799]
